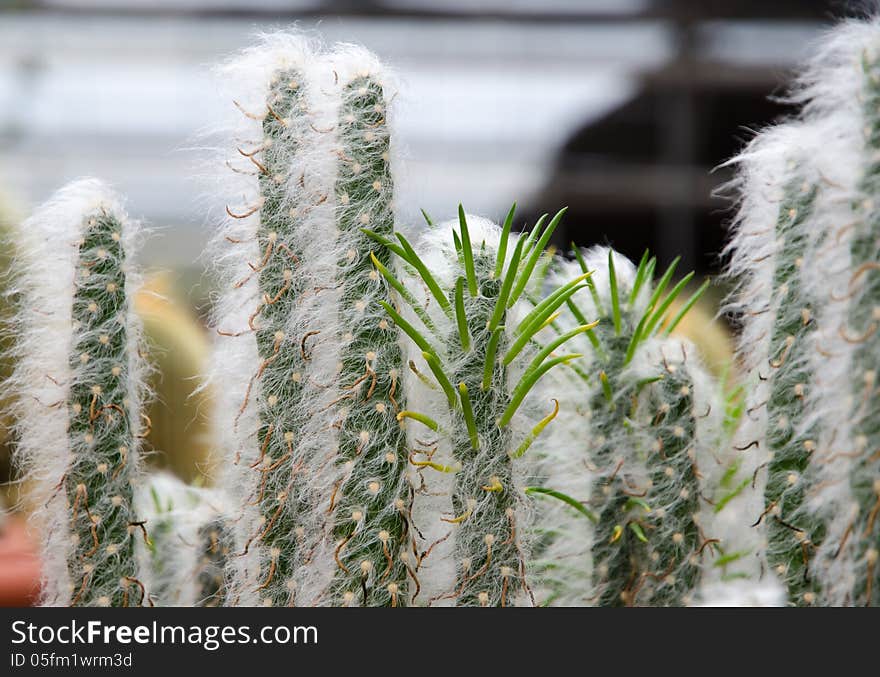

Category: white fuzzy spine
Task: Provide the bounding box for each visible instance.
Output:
[794,20,880,606]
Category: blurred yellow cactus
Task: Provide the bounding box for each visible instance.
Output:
[135,272,215,483]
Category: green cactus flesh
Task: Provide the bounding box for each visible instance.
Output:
[763,180,824,606]
[65,208,143,607]
[250,70,313,606]
[328,74,411,606]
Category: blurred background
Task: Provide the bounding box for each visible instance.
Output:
[0,0,866,604]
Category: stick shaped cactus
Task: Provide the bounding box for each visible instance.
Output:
[322,48,413,607]
[8,179,150,606]
[723,124,823,605]
[548,247,717,606]
[213,35,339,606]
[845,43,880,609]
[724,19,880,604]
[367,206,586,606]
[761,177,825,604]
[795,24,880,606]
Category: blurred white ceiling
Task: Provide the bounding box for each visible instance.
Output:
[0,9,821,266]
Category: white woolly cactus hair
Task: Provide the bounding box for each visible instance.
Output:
[8,178,150,606]
[723,19,880,606]
[210,32,343,607]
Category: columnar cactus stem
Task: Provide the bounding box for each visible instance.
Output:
[325,53,412,607]
[9,179,149,606]
[446,224,517,607]
[369,208,585,606]
[844,48,880,607]
[213,36,337,606]
[553,247,717,606]
[246,67,314,607]
[760,179,825,605]
[722,119,833,605]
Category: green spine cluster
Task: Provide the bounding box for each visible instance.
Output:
[563,249,711,606]
[327,72,411,607]
[66,207,144,607]
[762,179,824,605]
[370,207,585,606]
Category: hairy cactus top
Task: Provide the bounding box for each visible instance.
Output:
[368,207,587,605]
[542,247,718,606]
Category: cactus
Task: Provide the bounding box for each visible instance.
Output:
[725,20,880,606]
[761,177,824,604]
[8,179,150,606]
[142,473,230,607]
[807,24,880,607]
[322,47,413,607]
[725,126,827,605]
[212,35,342,606]
[545,247,721,606]
[845,51,880,610]
[367,207,586,606]
[724,124,826,606]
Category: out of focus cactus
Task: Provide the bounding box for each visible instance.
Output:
[8,179,150,606]
[725,20,880,606]
[842,35,880,609]
[548,248,719,606]
[142,473,230,607]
